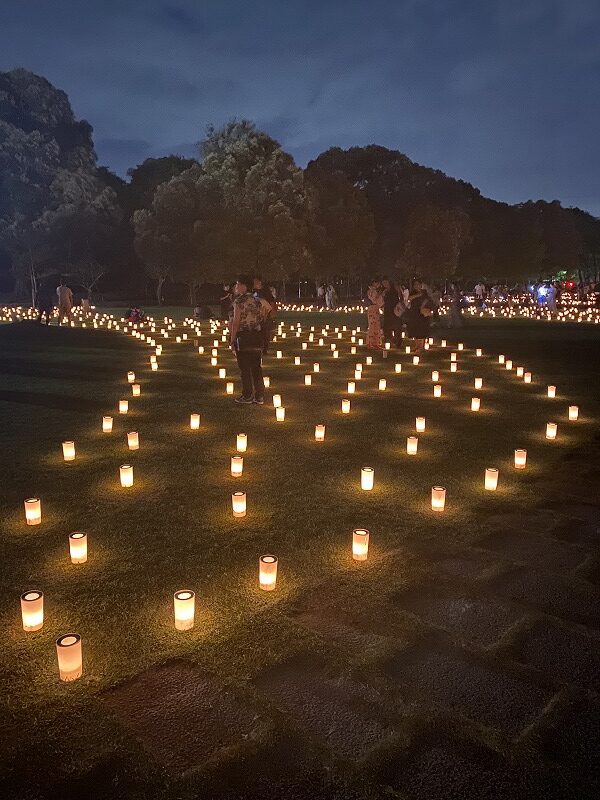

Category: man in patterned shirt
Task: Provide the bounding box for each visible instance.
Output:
[229,275,271,404]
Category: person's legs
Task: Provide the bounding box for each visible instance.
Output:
[235,349,254,400]
[262,319,273,354]
[250,351,264,402]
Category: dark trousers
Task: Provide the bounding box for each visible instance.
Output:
[236,348,264,400]
[383,312,400,345]
[262,318,273,353]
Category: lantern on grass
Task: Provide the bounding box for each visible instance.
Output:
[102,416,113,432]
[514,448,527,469]
[354,369,362,380]
[273,394,282,408]
[333,350,339,359]
[485,467,499,491]
[450,363,457,373]
[190,413,200,430]
[127,431,139,450]
[276,350,283,359]
[231,455,243,477]
[405,346,411,354]
[294,356,301,365]
[62,441,75,462]
[433,384,442,398]
[471,397,480,412]
[416,416,426,432]
[361,467,374,491]
[342,399,351,414]
[151,361,158,371]
[395,363,402,373]
[210,357,217,366]
[127,371,135,383]
[516,366,524,377]
[431,486,446,511]
[263,377,271,388]
[498,355,505,364]
[174,590,195,630]
[348,381,356,394]
[315,424,325,442]
[351,346,357,354]
[56,634,82,681]
[218,368,226,379]
[150,355,157,365]
[21,590,44,631]
[524,372,532,383]
[132,384,141,397]
[568,405,579,421]
[441,339,447,347]
[407,436,418,455]
[276,406,286,421]
[24,498,41,526]
[476,348,482,357]
[232,491,246,517]
[546,422,557,440]
[120,464,134,487]
[458,343,464,351]
[547,385,556,398]
[413,355,420,365]
[119,399,128,414]
[237,433,247,453]
[313,363,320,372]
[259,555,278,590]
[474,377,483,390]
[69,532,87,564]
[302,342,308,350]
[379,379,387,391]
[304,374,312,385]
[451,352,457,362]
[505,360,513,370]
[352,529,370,561]
[226,382,234,395]
[365,356,373,366]
[431,370,439,382]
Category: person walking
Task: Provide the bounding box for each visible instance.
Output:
[405,280,433,352]
[36,280,54,325]
[325,283,337,310]
[253,274,276,354]
[366,280,384,348]
[56,280,73,325]
[381,277,400,345]
[230,275,271,405]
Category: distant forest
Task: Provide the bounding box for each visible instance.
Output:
[1,68,599,305]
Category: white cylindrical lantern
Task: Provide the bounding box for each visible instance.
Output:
[516,366,524,377]
[294,356,301,365]
[474,377,483,390]
[174,590,195,630]
[304,374,312,386]
[259,555,278,590]
[514,448,527,469]
[450,363,457,373]
[546,422,557,440]
[119,399,128,414]
[56,634,82,681]
[102,415,113,433]
[276,350,283,359]
[505,360,513,370]
[276,406,286,421]
[263,377,270,388]
[347,381,356,394]
[413,355,420,365]
[498,355,505,364]
[365,356,373,366]
[451,352,457,362]
[21,590,44,631]
[237,433,247,453]
[313,363,320,372]
[568,405,579,421]
[433,384,442,398]
[354,369,362,380]
[127,371,135,383]
[190,413,200,430]
[471,397,481,412]
[416,416,426,432]
[315,424,325,442]
[485,467,499,491]
[352,529,369,561]
[231,455,243,477]
[431,486,446,512]
[69,532,87,564]
[273,394,282,408]
[379,379,387,391]
[395,363,402,373]
[24,497,41,526]
[127,431,139,450]
[62,441,75,462]
[342,399,351,414]
[524,372,531,383]
[405,346,411,354]
[151,361,158,371]
[407,436,418,455]
[333,350,339,359]
[226,381,234,395]
[441,339,447,347]
[547,385,556,398]
[476,348,482,357]
[232,491,247,518]
[120,463,134,487]
[431,370,439,382]
[218,368,226,379]
[458,343,464,351]
[132,383,141,397]
[361,467,374,491]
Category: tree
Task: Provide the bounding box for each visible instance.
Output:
[401,204,471,281]
[126,156,197,214]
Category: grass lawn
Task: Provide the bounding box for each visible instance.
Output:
[1,309,599,799]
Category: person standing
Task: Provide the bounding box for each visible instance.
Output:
[230,275,270,405]
[36,280,54,325]
[325,283,337,310]
[253,274,276,354]
[381,277,400,345]
[56,280,73,325]
[406,280,432,352]
[366,280,384,348]
[448,284,464,328]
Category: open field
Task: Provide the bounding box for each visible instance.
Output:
[1,310,599,799]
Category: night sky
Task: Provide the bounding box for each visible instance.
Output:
[1,0,598,215]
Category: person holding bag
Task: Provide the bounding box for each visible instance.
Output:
[229,274,271,405]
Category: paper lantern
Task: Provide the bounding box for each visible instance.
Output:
[407,436,418,455]
[361,467,374,491]
[524,372,532,383]
[351,346,357,354]
[431,486,446,512]
[56,634,82,681]
[62,441,76,462]
[365,356,373,365]
[263,377,271,388]
[433,384,442,398]
[210,357,217,366]
[568,405,579,421]
[514,448,527,469]
[119,399,128,414]
[547,385,556,398]
[546,422,557,440]
[232,491,247,517]
[347,381,356,394]
[304,374,312,385]
[132,384,141,397]
[276,406,286,421]
[352,529,370,561]
[333,350,339,359]
[441,339,447,347]
[416,416,426,432]
[516,366,524,377]
[190,413,200,430]
[451,352,457,362]
[102,416,113,433]
[259,555,278,590]
[498,355,505,364]
[379,379,387,391]
[395,363,402,373]
[294,356,301,365]
[226,382,234,395]
[151,361,158,371]
[24,497,41,526]
[150,355,157,365]
[313,363,320,372]
[21,590,44,631]
[474,377,483,390]
[127,431,139,450]
[354,369,362,380]
[276,350,283,359]
[485,467,499,491]
[341,398,351,414]
[302,342,308,350]
[120,463,134,487]
[476,348,482,357]
[405,346,411,354]
[69,532,87,564]
[358,338,364,346]
[231,455,243,477]
[505,360,513,370]
[218,368,226,379]
[412,355,420,365]
[237,433,247,453]
[471,397,481,412]
[315,424,325,442]
[174,590,195,630]
[450,363,457,373]
[458,343,464,351]
[127,371,135,383]
[431,370,439,382]
[273,394,282,408]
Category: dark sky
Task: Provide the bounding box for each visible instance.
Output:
[1,0,599,214]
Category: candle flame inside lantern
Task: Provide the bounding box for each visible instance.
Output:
[232,491,247,517]
[21,590,44,631]
[361,467,374,491]
[431,486,446,512]
[69,532,87,564]
[62,441,75,461]
[259,555,278,590]
[56,634,82,682]
[174,590,195,630]
[514,448,527,469]
[352,529,370,561]
[485,467,499,490]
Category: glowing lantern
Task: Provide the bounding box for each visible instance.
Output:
[361,467,374,491]
[413,355,420,365]
[547,385,556,398]
[474,377,483,390]
[302,342,308,350]
[315,424,325,442]
[313,363,320,372]
[127,371,135,383]
[476,348,482,357]
[441,339,447,347]
[21,590,44,631]
[276,406,286,421]
[333,351,339,359]
[210,357,217,366]
[365,356,373,365]
[151,362,158,371]
[546,422,557,440]
[524,372,532,383]
[120,463,134,487]
[516,366,524,377]
[433,384,442,398]
[259,555,278,590]
[24,498,41,526]
[514,448,527,469]
[294,356,301,365]
[351,346,357,354]
[276,350,283,359]
[451,352,457,362]
[354,369,362,380]
[407,436,418,455]
[379,379,387,391]
[273,394,282,408]
[231,455,243,477]
[119,399,128,414]
[471,397,481,412]
[263,377,271,388]
[62,441,75,462]
[568,405,579,421]
[150,355,157,365]
[405,346,411,354]
[56,634,82,681]
[395,363,402,373]
[102,416,113,432]
[505,360,513,370]
[498,355,505,364]
[69,532,87,564]
[127,431,139,450]
[450,363,457,373]
[237,433,247,453]
[348,381,356,394]
[190,413,200,430]
[218,368,226,379]
[226,382,234,395]
[431,370,439,382]
[352,529,370,561]
[132,384,141,397]
[416,416,426,432]
[304,374,312,385]
[342,399,351,414]
[431,486,446,512]
[485,467,499,491]
[458,343,464,351]
[358,338,364,346]
[174,590,195,630]
[232,491,247,517]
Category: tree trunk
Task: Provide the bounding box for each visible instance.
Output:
[156,275,166,305]
[28,250,37,308]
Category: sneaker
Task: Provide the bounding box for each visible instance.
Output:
[235,396,254,404]
[253,397,264,405]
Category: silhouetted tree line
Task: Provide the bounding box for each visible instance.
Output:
[1,69,599,305]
